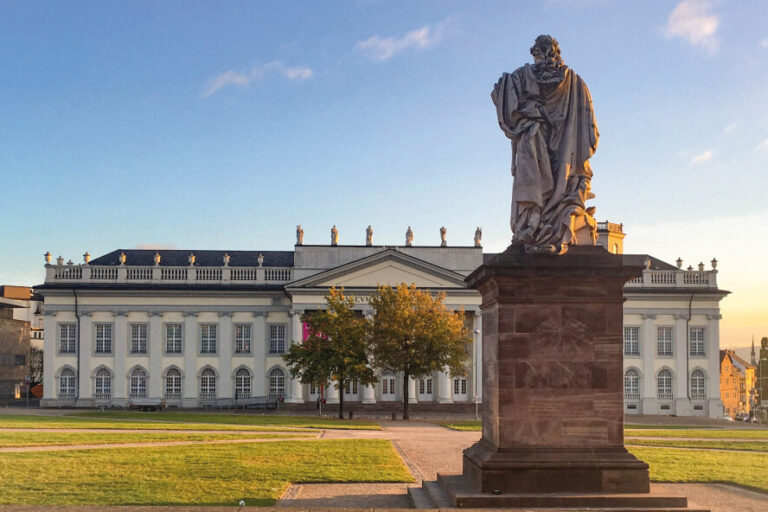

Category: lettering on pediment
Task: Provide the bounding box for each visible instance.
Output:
[316,261,463,289]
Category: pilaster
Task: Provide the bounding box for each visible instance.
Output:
[674,314,691,416]
[707,313,724,417]
[285,310,304,403]
[77,312,92,404]
[219,312,233,398]
[641,314,656,405]
[252,312,267,396]
[42,312,56,400]
[113,312,127,404]
[149,313,163,398]
[183,313,197,403]
[438,369,454,403]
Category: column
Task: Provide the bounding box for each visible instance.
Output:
[362,309,376,404]
[438,369,454,403]
[252,312,266,396]
[77,312,92,405]
[219,312,233,398]
[641,314,656,413]
[183,312,198,406]
[285,310,304,403]
[326,380,340,403]
[149,313,163,398]
[707,313,723,418]
[473,312,483,404]
[674,314,691,415]
[113,313,127,405]
[42,312,56,402]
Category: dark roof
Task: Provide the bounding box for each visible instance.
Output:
[622,254,678,271]
[483,253,498,264]
[88,250,294,267]
[34,283,287,292]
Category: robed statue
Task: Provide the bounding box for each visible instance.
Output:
[492,35,599,254]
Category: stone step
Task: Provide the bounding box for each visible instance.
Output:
[423,479,454,508]
[406,485,432,509]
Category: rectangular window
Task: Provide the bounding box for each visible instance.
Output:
[344,381,358,395]
[689,327,706,356]
[657,327,673,356]
[165,324,183,353]
[200,324,217,354]
[235,324,251,354]
[94,323,113,354]
[623,327,640,356]
[14,354,26,366]
[130,323,148,354]
[269,324,286,354]
[59,323,77,353]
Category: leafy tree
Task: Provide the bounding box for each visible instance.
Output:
[369,283,470,420]
[283,287,375,419]
[28,347,43,387]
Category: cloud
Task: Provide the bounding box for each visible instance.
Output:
[760,37,768,48]
[691,150,713,163]
[202,61,313,98]
[664,0,719,52]
[356,24,444,61]
[758,138,768,151]
[724,123,737,133]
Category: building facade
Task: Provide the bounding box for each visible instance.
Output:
[0,288,33,399]
[720,349,756,418]
[38,226,728,417]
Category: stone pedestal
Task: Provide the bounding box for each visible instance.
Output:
[461,245,651,500]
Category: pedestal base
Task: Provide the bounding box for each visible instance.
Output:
[463,439,649,494]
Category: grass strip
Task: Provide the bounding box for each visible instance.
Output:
[629,446,768,493]
[75,411,382,430]
[0,415,312,432]
[436,421,481,431]
[0,431,313,448]
[0,439,412,505]
[626,439,768,452]
[625,429,768,439]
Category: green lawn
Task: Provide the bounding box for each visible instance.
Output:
[629,446,768,493]
[627,439,768,452]
[75,411,382,430]
[0,415,308,432]
[626,429,768,439]
[0,439,412,506]
[436,420,482,431]
[0,431,313,448]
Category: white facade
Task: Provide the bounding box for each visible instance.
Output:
[38,239,727,417]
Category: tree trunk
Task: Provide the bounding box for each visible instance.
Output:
[338,379,345,419]
[402,371,410,420]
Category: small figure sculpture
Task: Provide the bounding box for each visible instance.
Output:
[405,226,414,247]
[296,225,304,245]
[119,252,127,265]
[153,252,161,266]
[223,253,230,266]
[44,251,52,264]
[257,253,264,267]
[188,253,195,266]
[474,227,483,248]
[331,225,339,246]
[83,252,90,264]
[492,35,599,254]
[440,226,447,247]
[366,225,373,246]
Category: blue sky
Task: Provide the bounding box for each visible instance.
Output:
[1,1,767,350]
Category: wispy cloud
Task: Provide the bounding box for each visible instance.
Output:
[664,0,719,53]
[760,37,768,48]
[202,61,313,98]
[724,123,737,133]
[691,149,713,163]
[356,23,445,61]
[757,138,768,151]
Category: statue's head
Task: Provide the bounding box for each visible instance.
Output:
[530,35,564,67]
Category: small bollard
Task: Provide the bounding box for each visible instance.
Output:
[391,412,397,421]
[348,410,354,420]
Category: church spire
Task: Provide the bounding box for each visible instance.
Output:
[751,335,757,365]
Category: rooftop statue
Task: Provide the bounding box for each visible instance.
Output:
[366,225,373,246]
[296,225,304,246]
[492,35,599,255]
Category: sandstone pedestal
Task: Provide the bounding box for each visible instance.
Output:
[410,246,701,510]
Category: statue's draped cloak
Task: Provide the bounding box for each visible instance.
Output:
[492,64,598,248]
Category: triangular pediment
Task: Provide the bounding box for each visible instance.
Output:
[287,249,467,290]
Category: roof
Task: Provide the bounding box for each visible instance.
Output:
[720,349,755,372]
[622,254,679,271]
[87,249,294,267]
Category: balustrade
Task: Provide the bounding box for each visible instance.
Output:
[127,267,152,280]
[47,264,292,284]
[90,267,117,280]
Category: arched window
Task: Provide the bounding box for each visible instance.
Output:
[165,368,182,399]
[624,368,640,400]
[59,368,76,398]
[94,368,112,399]
[657,369,673,400]
[200,368,216,400]
[690,369,706,400]
[235,368,251,399]
[129,368,147,398]
[269,368,285,398]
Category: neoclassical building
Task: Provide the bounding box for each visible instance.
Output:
[38,224,728,417]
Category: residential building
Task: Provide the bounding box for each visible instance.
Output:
[0,288,32,399]
[720,349,756,418]
[37,224,728,417]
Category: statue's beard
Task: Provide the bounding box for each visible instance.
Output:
[532,59,565,86]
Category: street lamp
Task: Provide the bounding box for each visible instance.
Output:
[473,328,481,421]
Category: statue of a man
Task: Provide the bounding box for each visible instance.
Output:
[474,227,482,248]
[366,225,373,246]
[296,225,304,245]
[492,35,599,254]
[405,226,413,247]
[440,226,447,247]
[331,225,339,246]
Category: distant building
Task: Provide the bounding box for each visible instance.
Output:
[37,224,728,417]
[1,286,44,349]
[755,337,768,414]
[0,287,33,399]
[720,349,756,418]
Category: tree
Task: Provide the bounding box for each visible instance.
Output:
[369,283,470,420]
[28,347,43,387]
[283,287,375,419]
